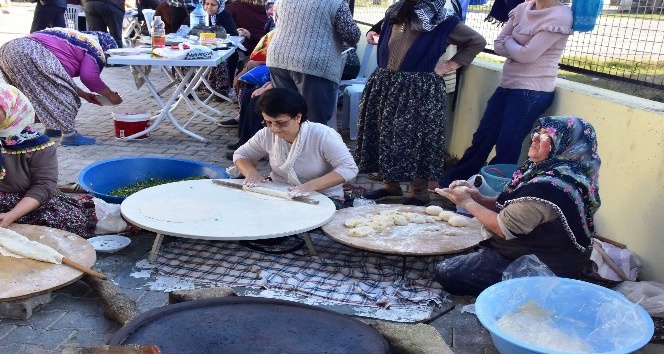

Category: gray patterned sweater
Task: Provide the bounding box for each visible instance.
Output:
[267,0,360,83]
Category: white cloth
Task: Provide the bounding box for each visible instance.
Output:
[233,122,358,199]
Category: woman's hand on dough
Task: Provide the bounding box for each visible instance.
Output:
[243,172,266,187]
[0,212,17,228]
[287,184,313,198]
[440,185,473,206]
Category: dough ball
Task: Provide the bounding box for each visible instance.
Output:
[392,215,409,226]
[425,205,444,216]
[348,226,377,237]
[425,215,442,223]
[406,213,427,224]
[379,210,399,215]
[453,186,470,192]
[424,226,441,232]
[439,210,455,222]
[345,218,367,228]
[448,215,470,227]
[371,214,396,227]
[366,221,391,232]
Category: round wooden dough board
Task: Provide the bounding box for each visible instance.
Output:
[121,179,337,240]
[0,224,96,302]
[321,204,491,256]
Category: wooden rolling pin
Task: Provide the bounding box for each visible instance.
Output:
[212,180,319,205]
[62,257,107,280]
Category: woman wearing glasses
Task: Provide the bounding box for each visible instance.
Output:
[433,116,601,296]
[232,88,358,208]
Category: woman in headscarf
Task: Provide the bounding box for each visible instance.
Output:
[200,0,240,95]
[356,0,485,206]
[434,116,601,296]
[438,0,572,188]
[0,28,123,146]
[0,84,96,238]
[233,88,358,209]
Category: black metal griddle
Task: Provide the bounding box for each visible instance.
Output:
[108,297,392,354]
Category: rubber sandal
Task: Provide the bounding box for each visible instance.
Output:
[60,133,96,146]
[57,182,86,193]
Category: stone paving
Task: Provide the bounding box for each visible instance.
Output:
[0,3,662,354]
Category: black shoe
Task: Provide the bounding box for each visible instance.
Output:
[402,197,430,206]
[225,152,234,160]
[364,188,403,200]
[227,141,240,150]
[218,118,239,128]
[44,129,62,137]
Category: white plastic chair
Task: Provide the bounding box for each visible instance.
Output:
[65,5,83,31]
[142,9,155,34]
[338,44,376,140]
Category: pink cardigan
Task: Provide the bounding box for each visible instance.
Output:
[29,33,107,93]
[494,2,573,92]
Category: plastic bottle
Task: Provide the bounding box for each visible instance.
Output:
[189,3,206,29]
[151,16,166,57]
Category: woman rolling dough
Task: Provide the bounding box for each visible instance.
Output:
[434,116,601,296]
[0,84,96,238]
[232,88,359,209]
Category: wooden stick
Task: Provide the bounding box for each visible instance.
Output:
[62,257,107,280]
[594,235,627,249]
[592,241,629,281]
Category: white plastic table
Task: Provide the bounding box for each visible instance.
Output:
[120,179,337,262]
[107,47,235,141]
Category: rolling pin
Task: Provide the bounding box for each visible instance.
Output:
[212,180,319,205]
[62,258,107,280]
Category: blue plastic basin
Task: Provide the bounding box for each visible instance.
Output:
[480,164,519,193]
[78,156,229,204]
[475,277,654,354]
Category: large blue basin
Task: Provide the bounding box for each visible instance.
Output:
[78,156,229,204]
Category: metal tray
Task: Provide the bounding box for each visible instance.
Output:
[108,297,391,354]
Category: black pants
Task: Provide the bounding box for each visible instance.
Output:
[237,87,264,146]
[30,3,66,33]
[84,1,125,48]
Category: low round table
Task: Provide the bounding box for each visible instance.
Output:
[0,224,96,302]
[322,204,489,255]
[321,204,491,275]
[120,179,337,261]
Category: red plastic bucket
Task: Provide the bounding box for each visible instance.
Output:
[113,111,151,139]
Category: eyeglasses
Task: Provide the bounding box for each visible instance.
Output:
[532,132,550,142]
[262,119,294,129]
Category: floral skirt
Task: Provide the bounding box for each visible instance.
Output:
[355,68,447,182]
[0,37,80,131]
[0,191,97,238]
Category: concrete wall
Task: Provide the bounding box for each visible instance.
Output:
[453,60,664,282]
